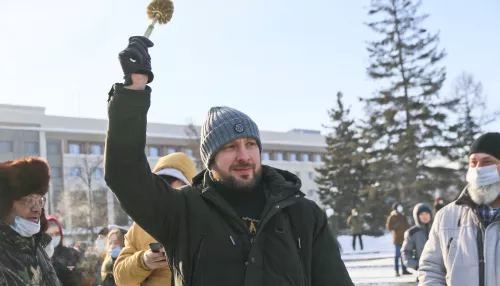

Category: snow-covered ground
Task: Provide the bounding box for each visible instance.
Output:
[338,234,418,285]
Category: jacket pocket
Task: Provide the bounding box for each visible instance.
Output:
[445,237,454,267]
[191,235,205,286]
[446,237,453,252]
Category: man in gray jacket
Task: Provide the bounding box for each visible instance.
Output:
[418,132,500,286]
[402,203,432,277]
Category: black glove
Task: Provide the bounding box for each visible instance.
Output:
[119,36,154,85]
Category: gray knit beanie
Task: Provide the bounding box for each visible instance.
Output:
[200,106,261,169]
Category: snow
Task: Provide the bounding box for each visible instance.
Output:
[339,234,418,285]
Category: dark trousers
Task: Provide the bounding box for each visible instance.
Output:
[395,244,407,272]
[352,234,363,250]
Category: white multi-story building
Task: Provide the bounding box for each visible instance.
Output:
[0,104,326,234]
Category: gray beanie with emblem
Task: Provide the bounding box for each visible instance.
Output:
[200,106,261,169]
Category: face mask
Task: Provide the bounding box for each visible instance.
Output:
[10,216,40,237]
[325,208,334,217]
[95,239,106,253]
[467,165,500,187]
[354,212,359,216]
[45,242,55,258]
[396,206,404,213]
[109,247,122,259]
[51,236,61,248]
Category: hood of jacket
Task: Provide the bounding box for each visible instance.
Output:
[413,203,433,227]
[46,215,64,247]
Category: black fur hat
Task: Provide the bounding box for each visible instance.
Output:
[0,157,50,220]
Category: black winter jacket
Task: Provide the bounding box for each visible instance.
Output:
[52,245,84,286]
[104,84,353,286]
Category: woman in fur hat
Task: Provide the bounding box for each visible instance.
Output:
[0,157,61,286]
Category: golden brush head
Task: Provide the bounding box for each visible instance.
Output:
[147,0,174,24]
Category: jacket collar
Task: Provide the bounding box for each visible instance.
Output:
[455,186,478,209]
[0,225,37,251]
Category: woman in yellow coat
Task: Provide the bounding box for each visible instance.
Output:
[113,152,197,286]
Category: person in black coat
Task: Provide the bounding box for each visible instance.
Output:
[104,36,353,286]
[46,216,84,286]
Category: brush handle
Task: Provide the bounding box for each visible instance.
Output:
[144,14,160,38]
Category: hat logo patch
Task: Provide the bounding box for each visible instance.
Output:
[235,123,244,133]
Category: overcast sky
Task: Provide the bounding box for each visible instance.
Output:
[0,0,498,133]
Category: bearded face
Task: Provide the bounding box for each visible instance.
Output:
[468,182,500,206]
[467,153,500,205]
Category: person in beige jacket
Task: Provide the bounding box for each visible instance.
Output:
[113,152,197,286]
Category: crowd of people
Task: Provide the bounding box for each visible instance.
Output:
[0,35,499,286]
[0,151,198,286]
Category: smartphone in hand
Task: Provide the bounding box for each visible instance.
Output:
[149,242,163,253]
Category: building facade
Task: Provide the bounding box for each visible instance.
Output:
[0,104,326,237]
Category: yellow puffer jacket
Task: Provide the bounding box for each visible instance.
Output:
[113,222,171,286]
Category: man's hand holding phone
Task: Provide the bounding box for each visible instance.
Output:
[143,242,169,270]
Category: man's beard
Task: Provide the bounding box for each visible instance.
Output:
[213,164,263,192]
[468,181,500,205]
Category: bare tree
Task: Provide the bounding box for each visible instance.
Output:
[58,147,107,238]
[184,118,204,170]
[447,72,500,170]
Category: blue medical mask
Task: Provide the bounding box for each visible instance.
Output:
[51,235,61,247]
[10,216,40,237]
[45,242,55,258]
[467,165,500,187]
[109,247,122,259]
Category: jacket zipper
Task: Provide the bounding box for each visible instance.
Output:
[472,212,486,286]
[191,235,205,286]
[477,226,484,286]
[286,208,306,286]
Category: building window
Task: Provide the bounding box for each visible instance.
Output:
[69,143,81,154]
[314,154,322,163]
[70,167,81,177]
[301,154,310,162]
[24,142,39,154]
[0,141,14,153]
[185,149,193,158]
[275,152,283,161]
[90,144,103,155]
[289,153,297,161]
[167,148,177,154]
[51,167,62,178]
[149,147,160,157]
[94,168,104,179]
[47,142,60,154]
[262,152,270,161]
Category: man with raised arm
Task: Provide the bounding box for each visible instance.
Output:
[105,36,353,286]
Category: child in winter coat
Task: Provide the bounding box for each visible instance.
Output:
[402,203,433,279]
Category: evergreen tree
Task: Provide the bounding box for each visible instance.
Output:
[315,92,371,232]
[362,0,454,204]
